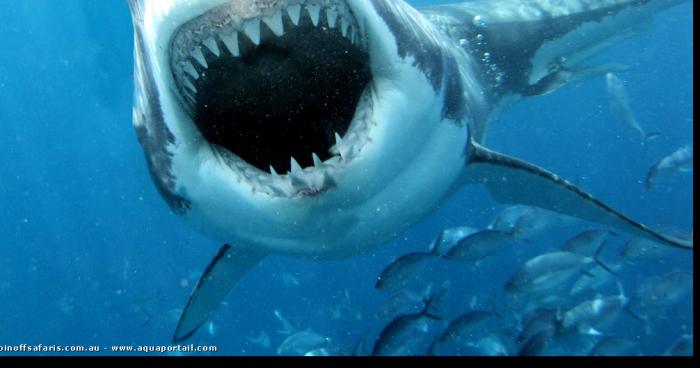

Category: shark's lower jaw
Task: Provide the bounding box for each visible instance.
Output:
[169,1,373,198]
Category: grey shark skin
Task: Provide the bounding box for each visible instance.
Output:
[126,0,692,342]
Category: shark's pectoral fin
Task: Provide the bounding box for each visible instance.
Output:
[173,244,267,342]
[464,140,692,250]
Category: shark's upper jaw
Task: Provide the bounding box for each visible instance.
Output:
[168,0,373,197]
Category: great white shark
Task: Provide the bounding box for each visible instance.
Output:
[126,0,692,343]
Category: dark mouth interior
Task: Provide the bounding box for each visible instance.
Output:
[190,17,370,173]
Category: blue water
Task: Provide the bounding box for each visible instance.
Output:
[0,0,692,357]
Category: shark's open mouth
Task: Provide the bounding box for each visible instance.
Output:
[169,1,373,196]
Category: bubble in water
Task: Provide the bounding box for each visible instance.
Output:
[473,15,487,28]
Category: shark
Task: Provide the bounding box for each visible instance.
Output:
[126,0,692,342]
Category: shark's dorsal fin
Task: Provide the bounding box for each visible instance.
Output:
[173,244,267,342]
[464,140,692,250]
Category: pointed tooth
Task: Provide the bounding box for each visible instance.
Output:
[243,19,261,45]
[202,37,220,57]
[269,165,279,177]
[326,8,338,28]
[220,32,240,57]
[182,61,199,79]
[190,47,208,68]
[334,132,344,146]
[340,18,349,37]
[263,11,284,36]
[290,157,303,174]
[287,4,301,26]
[312,153,322,167]
[183,78,197,94]
[350,27,357,44]
[307,4,321,26]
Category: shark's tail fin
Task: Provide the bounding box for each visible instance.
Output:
[421,0,688,142]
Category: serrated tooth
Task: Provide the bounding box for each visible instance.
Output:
[312,153,322,167]
[190,47,208,68]
[340,18,350,37]
[290,157,303,174]
[287,4,301,25]
[202,37,220,57]
[220,32,240,57]
[182,61,199,79]
[263,11,284,36]
[243,19,261,45]
[326,8,338,28]
[307,4,321,26]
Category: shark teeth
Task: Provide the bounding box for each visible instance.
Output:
[182,61,199,79]
[169,1,370,193]
[202,37,220,57]
[326,8,338,28]
[287,5,301,26]
[263,11,284,36]
[191,47,208,68]
[243,19,261,45]
[220,32,239,57]
[307,4,321,26]
[312,153,323,167]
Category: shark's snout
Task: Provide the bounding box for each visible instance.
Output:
[170,0,372,181]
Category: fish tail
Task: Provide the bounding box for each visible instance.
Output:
[593,240,618,276]
[428,230,445,256]
[645,163,661,191]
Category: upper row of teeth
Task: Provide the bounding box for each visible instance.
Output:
[173,3,361,99]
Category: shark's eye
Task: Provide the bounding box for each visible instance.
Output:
[171,7,370,173]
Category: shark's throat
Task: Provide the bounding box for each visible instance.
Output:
[169,1,371,174]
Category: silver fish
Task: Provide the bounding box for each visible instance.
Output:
[372,293,442,356]
[276,329,331,356]
[375,252,435,291]
[569,263,621,296]
[633,271,692,312]
[505,252,593,295]
[588,336,640,356]
[429,226,479,256]
[443,230,517,262]
[490,205,577,241]
[517,329,553,356]
[619,237,668,262]
[559,282,628,336]
[559,229,612,257]
[606,72,659,142]
[646,146,693,190]
[377,284,433,319]
[435,310,501,347]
